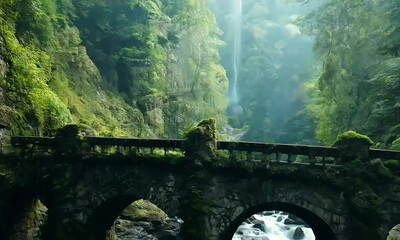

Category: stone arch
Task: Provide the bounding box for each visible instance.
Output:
[4,188,48,240]
[85,192,181,240]
[65,163,183,239]
[221,202,336,240]
[85,194,140,240]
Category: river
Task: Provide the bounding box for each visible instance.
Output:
[233,211,315,240]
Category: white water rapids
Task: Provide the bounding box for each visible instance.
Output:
[233,211,315,240]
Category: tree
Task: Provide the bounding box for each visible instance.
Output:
[300,0,400,146]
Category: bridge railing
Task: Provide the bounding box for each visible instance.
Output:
[369,148,400,160]
[84,136,185,155]
[11,136,55,147]
[10,136,400,166]
[217,141,340,167]
[10,136,186,156]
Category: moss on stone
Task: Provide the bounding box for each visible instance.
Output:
[332,131,373,162]
[384,160,400,177]
[54,124,94,154]
[332,131,373,146]
[180,172,213,240]
[184,118,216,140]
[120,199,167,223]
[184,118,217,161]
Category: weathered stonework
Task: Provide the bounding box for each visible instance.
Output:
[184,118,217,160]
[1,153,399,240]
[332,130,373,162]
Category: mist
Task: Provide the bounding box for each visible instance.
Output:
[209,0,322,144]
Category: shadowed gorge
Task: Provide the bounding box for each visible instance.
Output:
[1,0,400,239]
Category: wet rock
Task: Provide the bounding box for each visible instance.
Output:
[114,217,182,240]
[114,201,182,240]
[387,224,400,240]
[252,221,267,233]
[284,214,307,226]
[293,226,305,240]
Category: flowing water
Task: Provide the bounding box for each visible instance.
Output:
[233,211,315,240]
[231,0,242,104]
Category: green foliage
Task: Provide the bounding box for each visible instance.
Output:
[299,0,400,146]
[163,1,228,137]
[384,160,400,176]
[0,1,73,135]
[210,0,317,143]
[0,0,228,137]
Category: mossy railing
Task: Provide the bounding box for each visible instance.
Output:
[10,136,185,155]
[218,140,339,167]
[10,136,400,167]
[85,137,185,155]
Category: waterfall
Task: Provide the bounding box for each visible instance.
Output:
[232,0,242,104]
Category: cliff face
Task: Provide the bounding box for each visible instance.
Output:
[0,0,228,138]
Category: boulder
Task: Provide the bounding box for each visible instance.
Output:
[284,214,308,226]
[387,224,400,240]
[120,199,167,223]
[115,200,182,240]
[252,221,267,233]
[293,227,305,240]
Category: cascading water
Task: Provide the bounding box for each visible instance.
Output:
[232,0,242,104]
[233,211,315,240]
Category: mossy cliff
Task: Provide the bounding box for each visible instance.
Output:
[0,0,228,138]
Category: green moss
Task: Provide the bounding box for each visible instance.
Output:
[121,199,167,223]
[184,118,216,140]
[1,0,229,139]
[384,160,400,175]
[181,179,210,240]
[332,131,373,146]
[332,131,373,162]
[184,119,217,160]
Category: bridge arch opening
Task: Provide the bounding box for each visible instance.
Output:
[222,202,336,240]
[4,188,48,239]
[86,194,182,240]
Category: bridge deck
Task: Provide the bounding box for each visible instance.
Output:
[10,136,400,167]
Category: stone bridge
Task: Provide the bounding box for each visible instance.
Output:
[1,123,400,240]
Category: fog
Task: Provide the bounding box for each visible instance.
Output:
[209,0,322,144]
